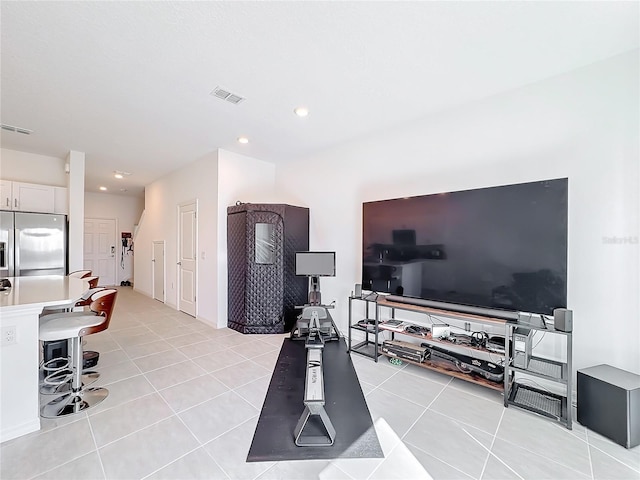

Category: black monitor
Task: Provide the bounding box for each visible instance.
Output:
[295,252,336,277]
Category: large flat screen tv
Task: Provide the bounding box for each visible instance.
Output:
[362,178,568,316]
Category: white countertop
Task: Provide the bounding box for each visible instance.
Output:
[0,275,87,311]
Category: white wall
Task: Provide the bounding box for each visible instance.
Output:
[0,148,66,186]
[275,51,640,376]
[134,149,276,327]
[66,151,85,272]
[134,151,218,317]
[85,192,145,285]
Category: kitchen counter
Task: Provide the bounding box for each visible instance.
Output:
[0,275,88,442]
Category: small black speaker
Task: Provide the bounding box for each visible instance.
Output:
[355,283,362,297]
[43,340,68,369]
[83,350,99,369]
[553,308,573,332]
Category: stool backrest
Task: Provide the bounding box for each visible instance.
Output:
[81,289,118,336]
[84,276,99,288]
[75,287,106,308]
[69,270,92,279]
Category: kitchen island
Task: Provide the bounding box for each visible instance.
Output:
[0,275,88,442]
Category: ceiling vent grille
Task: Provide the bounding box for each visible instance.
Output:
[211,86,245,105]
[1,123,33,135]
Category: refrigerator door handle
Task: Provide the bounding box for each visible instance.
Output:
[14,228,20,276]
[0,242,5,268]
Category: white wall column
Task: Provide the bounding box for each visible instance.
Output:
[66,150,85,272]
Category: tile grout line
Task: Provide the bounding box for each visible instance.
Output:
[458,423,525,480]
[584,429,640,475]
[86,415,108,480]
[489,427,596,478]
[478,406,506,479]
[585,429,596,480]
[395,376,478,478]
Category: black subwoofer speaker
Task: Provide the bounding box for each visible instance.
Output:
[578,364,640,449]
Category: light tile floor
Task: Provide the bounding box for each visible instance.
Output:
[1,287,638,479]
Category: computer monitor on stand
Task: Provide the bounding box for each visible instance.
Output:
[295,251,336,306]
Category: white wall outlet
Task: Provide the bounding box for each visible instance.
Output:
[1,326,17,346]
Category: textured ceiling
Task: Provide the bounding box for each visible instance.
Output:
[1,1,638,197]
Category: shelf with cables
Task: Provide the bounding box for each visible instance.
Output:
[352,296,510,391]
[504,321,573,429]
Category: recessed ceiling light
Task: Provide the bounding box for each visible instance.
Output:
[113,170,131,179]
[294,107,309,117]
[99,186,107,191]
[238,136,249,144]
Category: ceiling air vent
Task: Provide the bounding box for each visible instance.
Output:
[210,86,245,105]
[1,124,33,135]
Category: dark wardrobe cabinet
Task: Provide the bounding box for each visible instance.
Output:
[227,203,309,334]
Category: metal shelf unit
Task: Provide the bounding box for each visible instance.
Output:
[504,322,573,429]
[347,296,381,361]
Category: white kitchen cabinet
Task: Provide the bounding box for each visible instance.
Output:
[0,180,12,209]
[7,181,55,213]
[0,181,68,214]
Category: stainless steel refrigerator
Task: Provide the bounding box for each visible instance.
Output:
[0,211,67,277]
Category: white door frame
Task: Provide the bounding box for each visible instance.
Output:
[152,240,165,303]
[177,200,198,317]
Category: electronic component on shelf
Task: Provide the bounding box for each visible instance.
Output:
[512,327,533,369]
[431,323,450,339]
[404,324,430,336]
[486,335,507,354]
[422,343,505,383]
[382,340,428,363]
[380,320,409,332]
[356,319,376,330]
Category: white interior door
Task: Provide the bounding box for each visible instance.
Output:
[84,218,117,286]
[152,241,165,302]
[178,202,197,316]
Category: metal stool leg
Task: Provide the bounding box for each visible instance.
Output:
[41,336,108,418]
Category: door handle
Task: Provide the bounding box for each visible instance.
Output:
[14,198,18,208]
[177,262,182,266]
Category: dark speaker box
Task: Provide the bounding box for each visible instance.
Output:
[553,308,573,332]
[83,350,99,369]
[578,364,640,449]
[43,340,68,369]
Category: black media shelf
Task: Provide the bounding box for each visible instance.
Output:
[508,382,568,424]
[347,296,381,361]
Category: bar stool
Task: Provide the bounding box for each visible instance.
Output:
[39,289,117,418]
[40,286,105,394]
[68,270,92,279]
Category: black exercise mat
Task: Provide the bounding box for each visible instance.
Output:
[247,338,383,462]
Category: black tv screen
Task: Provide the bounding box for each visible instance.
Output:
[362,178,568,315]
